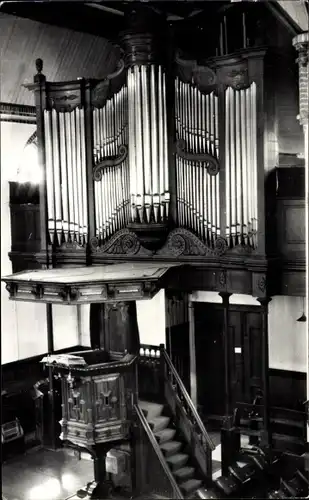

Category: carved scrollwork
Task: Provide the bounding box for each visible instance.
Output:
[257,275,267,293]
[5,282,17,298]
[175,139,220,176]
[221,61,250,90]
[92,59,125,107]
[93,229,141,255]
[218,270,226,288]
[93,145,128,182]
[214,236,228,255]
[90,237,99,250]
[31,284,44,299]
[175,51,217,94]
[59,240,84,251]
[59,286,80,303]
[158,228,228,257]
[48,93,80,111]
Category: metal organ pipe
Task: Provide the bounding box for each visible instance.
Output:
[224,82,258,249]
[92,84,129,245]
[174,80,220,245]
[42,104,89,247]
[59,112,69,242]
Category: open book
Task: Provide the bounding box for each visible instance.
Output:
[41,354,87,367]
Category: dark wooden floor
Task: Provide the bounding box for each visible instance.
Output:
[2,448,94,500]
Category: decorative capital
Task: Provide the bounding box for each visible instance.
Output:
[256,297,272,308]
[293,32,309,66]
[219,291,232,305]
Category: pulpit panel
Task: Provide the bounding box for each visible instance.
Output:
[93,374,124,423]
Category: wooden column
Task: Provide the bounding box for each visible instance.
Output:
[46,302,56,449]
[219,292,240,474]
[293,32,309,445]
[85,79,96,265]
[188,299,197,408]
[32,59,50,266]
[219,292,233,421]
[256,297,272,451]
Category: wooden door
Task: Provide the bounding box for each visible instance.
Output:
[194,303,262,418]
[229,306,262,406]
[194,303,225,417]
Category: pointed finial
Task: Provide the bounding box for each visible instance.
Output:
[34,58,45,84]
[35,58,43,74]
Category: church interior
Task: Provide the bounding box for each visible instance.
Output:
[1,1,308,499]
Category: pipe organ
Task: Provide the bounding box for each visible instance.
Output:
[26,7,272,265]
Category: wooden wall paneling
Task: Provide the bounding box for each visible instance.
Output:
[277,199,305,260]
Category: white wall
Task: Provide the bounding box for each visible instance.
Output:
[78,304,91,348]
[136,289,166,346]
[1,121,80,363]
[269,296,307,372]
[190,291,307,373]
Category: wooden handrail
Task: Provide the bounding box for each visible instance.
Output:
[161,347,215,451]
[134,404,184,499]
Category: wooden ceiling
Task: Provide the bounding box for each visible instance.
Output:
[1,0,307,39]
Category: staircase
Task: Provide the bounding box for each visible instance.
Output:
[139,400,203,498]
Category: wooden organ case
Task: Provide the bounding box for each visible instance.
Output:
[22,5,281,273]
[3,3,306,499]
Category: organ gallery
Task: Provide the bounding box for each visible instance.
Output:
[1,2,308,499]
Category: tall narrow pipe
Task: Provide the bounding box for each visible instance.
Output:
[235,90,242,244]
[44,110,55,244]
[75,108,83,243]
[246,86,253,242]
[134,66,144,221]
[158,65,164,220]
[80,108,88,242]
[163,70,170,218]
[240,89,248,244]
[251,82,258,245]
[51,109,62,245]
[141,66,151,222]
[59,112,69,242]
[150,65,159,222]
[225,89,231,246]
[128,70,136,221]
[229,88,236,246]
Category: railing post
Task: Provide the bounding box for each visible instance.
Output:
[188,299,197,408]
[159,344,165,395]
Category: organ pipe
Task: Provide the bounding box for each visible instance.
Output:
[224,83,258,248]
[43,107,88,246]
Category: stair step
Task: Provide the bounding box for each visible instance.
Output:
[139,401,164,420]
[173,466,195,482]
[148,416,170,433]
[160,440,182,457]
[179,478,202,495]
[155,428,176,444]
[166,453,189,471]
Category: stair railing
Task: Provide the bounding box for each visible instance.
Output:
[134,403,184,499]
[160,345,215,481]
